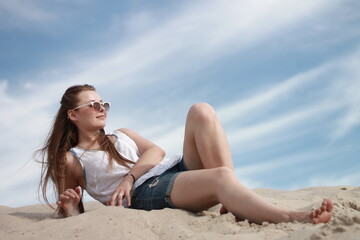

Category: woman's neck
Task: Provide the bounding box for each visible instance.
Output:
[77,130,102,150]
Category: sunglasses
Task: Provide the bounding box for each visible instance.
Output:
[73,101,111,112]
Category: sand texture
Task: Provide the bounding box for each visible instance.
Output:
[1,186,359,240]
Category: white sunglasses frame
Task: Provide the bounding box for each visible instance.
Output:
[72,101,111,112]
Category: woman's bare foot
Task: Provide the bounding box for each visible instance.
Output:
[310,199,333,224]
[220,199,333,224]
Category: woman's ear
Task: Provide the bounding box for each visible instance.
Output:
[67,110,77,121]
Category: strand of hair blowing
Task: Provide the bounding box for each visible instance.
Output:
[37,90,81,210]
[98,128,135,170]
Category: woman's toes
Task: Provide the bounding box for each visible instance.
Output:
[325,199,333,212]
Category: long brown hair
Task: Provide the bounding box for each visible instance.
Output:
[37,84,134,211]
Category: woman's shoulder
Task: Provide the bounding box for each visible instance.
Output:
[109,128,139,150]
[110,128,132,135]
[65,151,79,165]
[65,151,83,174]
[109,128,134,141]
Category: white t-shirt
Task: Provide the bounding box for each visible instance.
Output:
[69,130,182,204]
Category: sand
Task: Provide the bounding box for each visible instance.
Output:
[1,186,359,240]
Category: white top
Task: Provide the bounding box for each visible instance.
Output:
[69,130,182,205]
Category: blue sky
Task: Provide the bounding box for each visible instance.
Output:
[0,0,359,207]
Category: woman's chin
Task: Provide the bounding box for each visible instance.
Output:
[96,118,107,125]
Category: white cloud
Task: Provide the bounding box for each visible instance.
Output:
[234,149,321,178]
[306,173,360,188]
[234,144,360,190]
[226,102,336,148]
[0,0,54,22]
[33,0,340,89]
[216,47,360,152]
[0,80,11,103]
[217,65,329,124]
[329,54,360,139]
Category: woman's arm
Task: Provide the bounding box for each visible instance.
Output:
[57,152,84,217]
[108,128,166,206]
[120,128,166,180]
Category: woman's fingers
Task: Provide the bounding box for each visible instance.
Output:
[69,188,80,196]
[118,190,131,207]
[61,188,79,199]
[108,191,119,206]
[61,192,76,200]
[58,188,81,205]
[126,193,131,207]
[116,193,124,206]
[109,191,129,207]
[109,181,133,207]
[75,186,82,195]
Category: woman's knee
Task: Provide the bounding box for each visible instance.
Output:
[188,102,216,123]
[212,167,235,186]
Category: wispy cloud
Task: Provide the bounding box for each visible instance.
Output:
[234,142,360,189]
[329,53,360,139]
[306,172,360,188]
[217,65,329,124]
[17,0,339,88]
[219,47,360,152]
[1,0,344,133]
[0,0,54,28]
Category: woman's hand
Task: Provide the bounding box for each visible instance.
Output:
[57,186,81,216]
[108,174,134,207]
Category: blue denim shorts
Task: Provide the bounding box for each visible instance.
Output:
[130,158,188,210]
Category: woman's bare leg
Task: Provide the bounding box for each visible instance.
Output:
[182,103,233,170]
[177,103,332,224]
[170,168,333,224]
[182,102,233,214]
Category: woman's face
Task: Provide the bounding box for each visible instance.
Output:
[70,90,108,131]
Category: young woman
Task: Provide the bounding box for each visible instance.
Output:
[38,84,333,224]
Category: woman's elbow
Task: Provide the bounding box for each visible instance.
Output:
[157,146,166,158]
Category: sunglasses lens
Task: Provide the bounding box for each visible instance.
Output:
[93,102,101,111]
[103,102,110,112]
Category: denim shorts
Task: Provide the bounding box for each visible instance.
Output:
[130,158,188,210]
